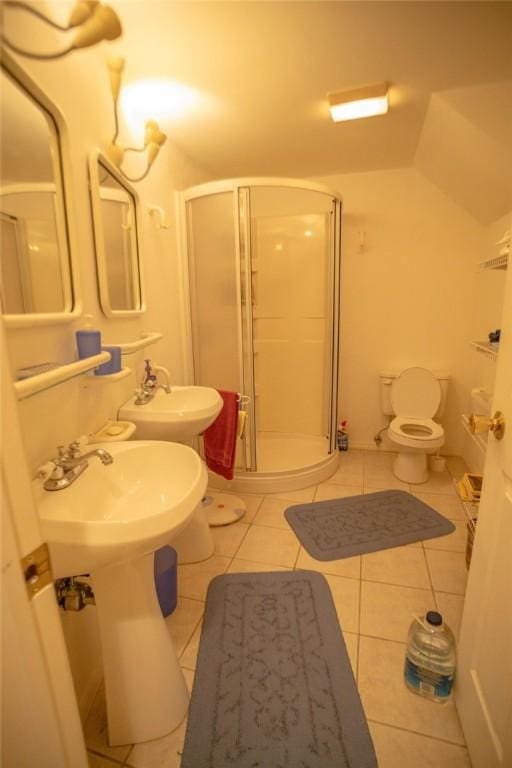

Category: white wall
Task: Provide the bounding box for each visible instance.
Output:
[314,167,484,455]
[2,35,211,719]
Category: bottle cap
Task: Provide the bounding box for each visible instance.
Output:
[426,610,443,626]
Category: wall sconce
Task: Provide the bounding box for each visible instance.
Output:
[328,82,389,122]
[0,1,122,59]
[106,56,167,183]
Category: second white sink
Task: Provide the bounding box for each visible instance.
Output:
[119,385,223,442]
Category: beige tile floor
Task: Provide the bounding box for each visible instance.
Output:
[86,450,472,768]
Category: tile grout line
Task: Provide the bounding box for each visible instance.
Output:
[122,746,135,768]
[178,611,204,664]
[292,542,302,570]
[178,568,467,599]
[422,540,441,610]
[87,747,127,765]
[227,515,253,563]
[355,540,363,683]
[356,454,367,685]
[366,718,469,749]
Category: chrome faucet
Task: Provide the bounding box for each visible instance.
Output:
[43,442,113,491]
[134,360,171,404]
[61,444,113,469]
[142,359,158,390]
[134,386,154,405]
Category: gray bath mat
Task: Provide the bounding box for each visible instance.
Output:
[181,570,377,768]
[285,490,455,561]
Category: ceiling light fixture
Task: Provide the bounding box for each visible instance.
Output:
[0,1,122,59]
[106,56,167,183]
[328,82,389,123]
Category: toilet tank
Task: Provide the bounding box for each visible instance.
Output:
[380,370,450,419]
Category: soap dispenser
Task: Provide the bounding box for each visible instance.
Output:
[76,315,101,359]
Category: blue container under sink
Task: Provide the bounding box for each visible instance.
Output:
[154,546,177,617]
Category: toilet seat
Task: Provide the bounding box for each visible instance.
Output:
[391,367,441,419]
[389,416,444,450]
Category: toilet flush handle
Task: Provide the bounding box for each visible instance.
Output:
[469,411,505,440]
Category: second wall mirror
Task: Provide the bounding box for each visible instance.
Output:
[89,152,145,317]
[0,52,78,326]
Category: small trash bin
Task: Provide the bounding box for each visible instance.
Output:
[154,546,177,617]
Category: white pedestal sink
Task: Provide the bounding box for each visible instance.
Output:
[34,440,207,745]
[92,553,189,745]
[119,385,222,443]
[119,385,223,564]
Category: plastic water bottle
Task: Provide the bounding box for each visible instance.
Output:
[404,611,456,702]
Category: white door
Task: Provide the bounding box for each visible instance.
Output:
[1,323,89,768]
[456,244,512,767]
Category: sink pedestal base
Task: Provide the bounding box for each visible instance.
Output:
[171,501,214,563]
[92,553,189,746]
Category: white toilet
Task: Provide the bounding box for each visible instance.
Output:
[380,367,449,484]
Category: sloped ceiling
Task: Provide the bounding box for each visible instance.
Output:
[111,2,510,167]
[5,1,510,219]
[414,82,512,223]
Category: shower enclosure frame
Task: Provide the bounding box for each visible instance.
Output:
[179,177,342,493]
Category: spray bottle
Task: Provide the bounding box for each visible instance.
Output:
[337,420,349,451]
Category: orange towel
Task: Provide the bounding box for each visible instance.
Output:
[203,390,239,480]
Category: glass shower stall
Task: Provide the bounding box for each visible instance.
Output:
[183,179,341,492]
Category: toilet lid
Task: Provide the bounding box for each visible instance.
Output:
[391,367,441,418]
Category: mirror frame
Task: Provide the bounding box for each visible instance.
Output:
[88,150,146,318]
[0,51,82,327]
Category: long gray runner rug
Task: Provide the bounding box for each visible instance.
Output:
[285,489,455,561]
[181,571,377,768]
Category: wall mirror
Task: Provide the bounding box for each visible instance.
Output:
[89,152,145,317]
[0,54,77,325]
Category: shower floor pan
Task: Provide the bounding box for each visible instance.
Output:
[209,432,339,494]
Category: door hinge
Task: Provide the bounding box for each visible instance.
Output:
[21,543,53,599]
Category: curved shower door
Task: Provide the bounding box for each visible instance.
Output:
[247,186,339,471]
[185,190,255,471]
[185,180,340,476]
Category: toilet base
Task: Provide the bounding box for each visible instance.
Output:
[393,451,428,484]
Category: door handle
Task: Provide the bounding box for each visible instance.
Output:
[469,411,505,440]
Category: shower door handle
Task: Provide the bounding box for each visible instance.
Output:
[251,273,257,306]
